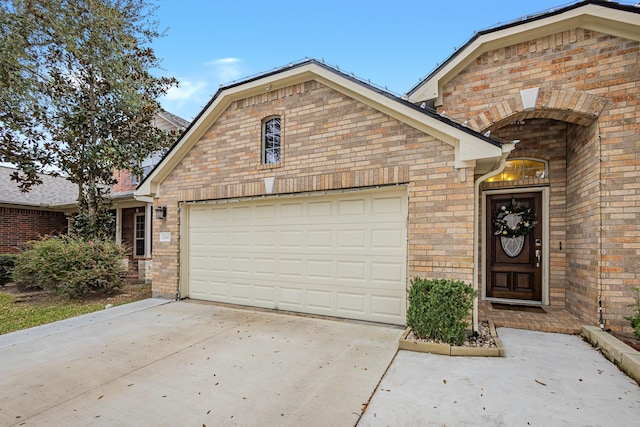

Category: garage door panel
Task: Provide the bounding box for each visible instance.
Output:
[280,230,303,248]
[231,205,251,219]
[337,293,367,313]
[191,279,228,299]
[231,258,252,275]
[372,195,405,214]
[307,260,333,279]
[254,204,276,219]
[280,259,304,277]
[209,256,229,274]
[279,287,303,306]
[306,289,333,309]
[371,295,404,317]
[372,229,404,249]
[254,285,276,303]
[281,203,303,217]
[308,200,332,217]
[187,188,407,325]
[337,261,367,281]
[338,199,366,215]
[372,262,405,283]
[254,231,276,247]
[254,258,277,276]
[338,229,366,248]
[307,230,333,248]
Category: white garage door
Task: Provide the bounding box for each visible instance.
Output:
[185,187,408,324]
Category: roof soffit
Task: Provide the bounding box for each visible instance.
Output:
[409,4,640,104]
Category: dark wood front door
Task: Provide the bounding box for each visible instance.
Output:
[486,192,542,301]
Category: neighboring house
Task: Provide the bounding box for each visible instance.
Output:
[0,110,188,281]
[0,166,77,253]
[111,110,190,281]
[137,1,639,332]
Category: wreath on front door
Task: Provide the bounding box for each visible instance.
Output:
[493,198,536,238]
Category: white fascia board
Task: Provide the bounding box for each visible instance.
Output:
[410,5,640,104]
[135,62,503,199]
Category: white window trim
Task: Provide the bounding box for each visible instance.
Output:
[133,212,146,259]
[262,116,282,165]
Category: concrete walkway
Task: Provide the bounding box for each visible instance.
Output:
[359,328,640,426]
[0,299,402,426]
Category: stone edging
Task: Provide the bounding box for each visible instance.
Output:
[582,325,640,384]
[398,320,504,357]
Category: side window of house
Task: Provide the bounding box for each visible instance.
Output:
[262,116,281,164]
[134,213,145,257]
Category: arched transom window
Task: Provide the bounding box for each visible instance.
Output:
[486,158,547,183]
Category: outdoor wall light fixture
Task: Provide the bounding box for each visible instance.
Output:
[155,205,167,219]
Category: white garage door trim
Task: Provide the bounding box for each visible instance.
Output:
[180,186,408,325]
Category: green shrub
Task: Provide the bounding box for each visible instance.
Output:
[625,287,640,339]
[12,235,127,298]
[406,277,477,346]
[0,254,18,287]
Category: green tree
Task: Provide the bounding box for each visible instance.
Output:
[0,0,178,238]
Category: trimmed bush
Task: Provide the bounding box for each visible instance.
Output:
[0,254,18,287]
[12,235,127,298]
[406,277,477,346]
[626,287,640,339]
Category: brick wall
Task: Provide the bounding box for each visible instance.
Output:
[0,207,68,253]
[152,80,475,298]
[440,28,639,331]
[113,169,136,193]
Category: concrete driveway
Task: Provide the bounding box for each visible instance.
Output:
[0,299,403,426]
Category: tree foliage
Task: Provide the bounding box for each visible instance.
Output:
[0,0,178,238]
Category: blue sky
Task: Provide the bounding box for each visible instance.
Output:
[150,1,616,121]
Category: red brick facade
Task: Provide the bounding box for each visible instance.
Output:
[0,207,68,253]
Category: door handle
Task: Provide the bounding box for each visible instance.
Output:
[535,249,541,268]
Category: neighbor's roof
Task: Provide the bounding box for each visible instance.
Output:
[408,0,640,103]
[137,59,509,197]
[0,166,78,208]
[157,110,190,129]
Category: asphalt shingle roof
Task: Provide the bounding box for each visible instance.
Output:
[0,166,78,207]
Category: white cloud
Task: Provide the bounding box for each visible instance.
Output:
[159,58,245,120]
[205,57,244,84]
[160,78,210,120]
[163,79,208,101]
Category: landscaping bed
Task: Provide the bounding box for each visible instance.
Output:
[399,320,504,357]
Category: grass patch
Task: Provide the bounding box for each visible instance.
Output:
[0,293,103,335]
[0,282,152,335]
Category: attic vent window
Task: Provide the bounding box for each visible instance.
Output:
[262,117,281,164]
[486,159,547,182]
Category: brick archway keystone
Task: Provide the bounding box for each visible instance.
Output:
[470,88,608,132]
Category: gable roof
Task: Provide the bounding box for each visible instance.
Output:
[156,110,191,130]
[408,0,640,104]
[137,59,510,197]
[0,166,78,208]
